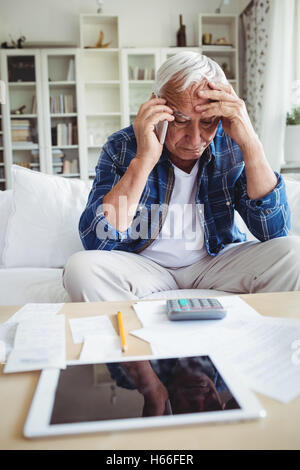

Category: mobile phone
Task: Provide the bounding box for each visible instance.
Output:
[155,120,168,145]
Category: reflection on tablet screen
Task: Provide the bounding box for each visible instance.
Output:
[50,355,240,425]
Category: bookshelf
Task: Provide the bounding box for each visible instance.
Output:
[198,14,239,93]
[0,57,4,190]
[79,15,122,181]
[41,49,83,178]
[0,49,46,188]
[0,14,240,189]
[121,48,159,128]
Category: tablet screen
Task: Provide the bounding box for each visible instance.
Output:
[49,355,240,425]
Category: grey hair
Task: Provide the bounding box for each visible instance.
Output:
[153,51,228,97]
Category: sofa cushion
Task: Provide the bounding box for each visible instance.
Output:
[284,177,300,236]
[0,190,13,266]
[0,268,70,305]
[3,165,91,268]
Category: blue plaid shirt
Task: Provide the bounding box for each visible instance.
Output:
[79,122,290,256]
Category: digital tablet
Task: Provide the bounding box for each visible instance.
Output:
[24,354,266,438]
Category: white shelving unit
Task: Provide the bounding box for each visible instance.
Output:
[0,57,5,190]
[121,48,160,128]
[198,14,239,93]
[0,13,240,189]
[79,15,122,181]
[41,49,84,178]
[0,49,46,188]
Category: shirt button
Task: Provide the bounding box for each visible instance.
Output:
[256,200,263,206]
[226,201,231,206]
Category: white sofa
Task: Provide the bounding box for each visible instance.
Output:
[1,165,300,306]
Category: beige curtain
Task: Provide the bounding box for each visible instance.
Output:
[240,0,300,171]
[240,0,271,136]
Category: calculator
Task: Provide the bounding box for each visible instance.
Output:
[167,298,227,321]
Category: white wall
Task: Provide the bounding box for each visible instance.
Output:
[0,0,251,47]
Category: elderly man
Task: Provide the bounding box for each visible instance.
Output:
[63,52,300,301]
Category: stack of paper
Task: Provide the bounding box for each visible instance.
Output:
[0,303,65,372]
[131,297,300,403]
[4,315,66,373]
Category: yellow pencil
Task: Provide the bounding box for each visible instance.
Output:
[117,311,127,352]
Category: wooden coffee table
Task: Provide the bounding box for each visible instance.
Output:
[1,292,300,450]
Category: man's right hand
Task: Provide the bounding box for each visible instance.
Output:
[133,96,174,171]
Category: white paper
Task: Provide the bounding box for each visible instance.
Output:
[0,341,6,362]
[132,297,300,403]
[80,335,122,362]
[0,303,64,360]
[4,315,66,373]
[5,303,64,324]
[0,322,18,359]
[212,317,300,403]
[131,296,261,344]
[69,315,117,344]
[134,296,260,327]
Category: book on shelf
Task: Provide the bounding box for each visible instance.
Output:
[12,141,35,147]
[31,95,37,114]
[62,159,70,174]
[129,66,155,81]
[11,119,30,126]
[67,59,75,81]
[71,159,79,174]
[50,94,74,114]
[11,119,31,142]
[52,122,77,146]
[62,157,78,175]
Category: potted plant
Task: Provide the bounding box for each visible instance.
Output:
[285,81,300,164]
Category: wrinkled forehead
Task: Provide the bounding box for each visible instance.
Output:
[162,79,211,114]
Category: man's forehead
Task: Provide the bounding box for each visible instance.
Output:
[167,82,211,117]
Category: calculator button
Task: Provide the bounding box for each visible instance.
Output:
[191,299,200,307]
[179,299,188,306]
[199,299,210,307]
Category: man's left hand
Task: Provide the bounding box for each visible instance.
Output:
[195,82,259,150]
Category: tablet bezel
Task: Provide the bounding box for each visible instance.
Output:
[24,353,266,438]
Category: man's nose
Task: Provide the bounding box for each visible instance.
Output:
[186,123,202,146]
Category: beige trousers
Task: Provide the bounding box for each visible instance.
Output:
[63,236,300,302]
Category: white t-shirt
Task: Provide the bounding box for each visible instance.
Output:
[141,160,207,268]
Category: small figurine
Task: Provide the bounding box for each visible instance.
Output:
[85,30,111,48]
[95,30,111,48]
[214,37,230,45]
[1,35,26,49]
[17,36,26,48]
[11,105,26,115]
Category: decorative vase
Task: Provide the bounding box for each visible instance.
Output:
[176,15,186,47]
[284,125,300,164]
